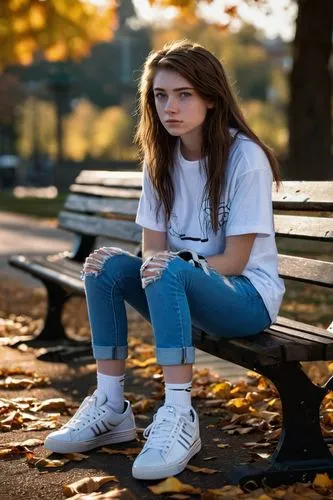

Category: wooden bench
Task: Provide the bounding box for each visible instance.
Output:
[9,170,333,488]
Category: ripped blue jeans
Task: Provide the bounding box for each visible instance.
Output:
[82,247,271,366]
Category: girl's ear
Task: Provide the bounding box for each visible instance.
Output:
[207,102,215,109]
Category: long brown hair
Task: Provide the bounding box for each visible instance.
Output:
[135,39,280,233]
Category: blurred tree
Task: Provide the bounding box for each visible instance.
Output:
[288,0,333,180]
[0,73,25,153]
[90,105,137,160]
[0,0,118,68]
[151,0,333,180]
[17,97,57,158]
[17,97,137,161]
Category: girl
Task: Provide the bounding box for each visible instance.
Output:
[45,40,285,481]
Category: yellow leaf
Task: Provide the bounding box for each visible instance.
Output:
[186,464,218,474]
[26,451,69,468]
[31,398,68,413]
[148,477,201,495]
[313,472,333,489]
[211,382,232,398]
[63,476,118,497]
[29,4,46,30]
[130,357,156,368]
[225,398,250,414]
[206,485,244,497]
[44,42,68,62]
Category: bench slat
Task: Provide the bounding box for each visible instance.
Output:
[192,328,283,366]
[63,196,333,242]
[272,181,333,211]
[75,170,142,188]
[274,214,333,241]
[59,211,142,244]
[276,316,333,338]
[64,194,138,217]
[266,331,323,361]
[9,255,84,293]
[268,325,330,359]
[70,184,141,199]
[75,173,333,211]
[278,254,333,287]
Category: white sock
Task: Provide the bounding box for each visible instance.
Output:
[97,372,125,413]
[165,381,192,410]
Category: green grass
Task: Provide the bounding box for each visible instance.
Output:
[0,192,68,218]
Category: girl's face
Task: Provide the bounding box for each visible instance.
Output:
[153,69,212,138]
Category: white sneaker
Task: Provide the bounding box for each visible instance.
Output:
[132,405,201,480]
[44,390,136,453]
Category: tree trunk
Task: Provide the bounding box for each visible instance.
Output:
[287,0,333,180]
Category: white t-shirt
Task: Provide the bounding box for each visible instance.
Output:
[135,131,285,323]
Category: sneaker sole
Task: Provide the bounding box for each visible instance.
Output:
[44,427,137,454]
[132,438,202,480]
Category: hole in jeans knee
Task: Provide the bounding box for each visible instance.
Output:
[140,254,174,289]
[81,248,128,280]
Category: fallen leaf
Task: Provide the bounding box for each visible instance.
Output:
[225,398,251,414]
[313,472,333,491]
[148,477,201,495]
[26,451,69,468]
[63,476,118,497]
[186,464,218,474]
[31,398,69,413]
[204,485,243,498]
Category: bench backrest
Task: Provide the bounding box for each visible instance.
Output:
[59,171,333,292]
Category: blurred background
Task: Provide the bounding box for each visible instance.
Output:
[0,0,332,196]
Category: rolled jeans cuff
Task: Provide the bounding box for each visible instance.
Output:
[156,346,195,365]
[92,345,128,360]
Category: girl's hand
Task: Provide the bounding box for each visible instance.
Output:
[173,250,210,276]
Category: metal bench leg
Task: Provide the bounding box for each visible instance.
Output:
[28,282,71,343]
[230,361,333,489]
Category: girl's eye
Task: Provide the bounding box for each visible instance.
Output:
[180,92,191,98]
[154,93,166,99]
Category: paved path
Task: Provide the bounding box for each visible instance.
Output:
[0,211,247,381]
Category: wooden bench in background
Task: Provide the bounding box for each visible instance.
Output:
[9,171,333,488]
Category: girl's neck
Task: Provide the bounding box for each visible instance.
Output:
[180,140,202,161]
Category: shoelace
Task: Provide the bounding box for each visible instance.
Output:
[65,394,102,430]
[143,414,181,452]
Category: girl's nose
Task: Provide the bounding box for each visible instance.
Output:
[165,97,177,113]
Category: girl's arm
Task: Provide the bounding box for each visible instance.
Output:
[142,227,168,260]
[206,234,256,276]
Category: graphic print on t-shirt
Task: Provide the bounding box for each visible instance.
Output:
[168,197,231,243]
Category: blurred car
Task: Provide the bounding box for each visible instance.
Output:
[0,154,19,188]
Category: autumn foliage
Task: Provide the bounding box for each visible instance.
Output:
[0,0,118,68]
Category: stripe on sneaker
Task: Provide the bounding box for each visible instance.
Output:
[101,420,111,432]
[182,428,192,438]
[179,433,191,447]
[177,439,190,450]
